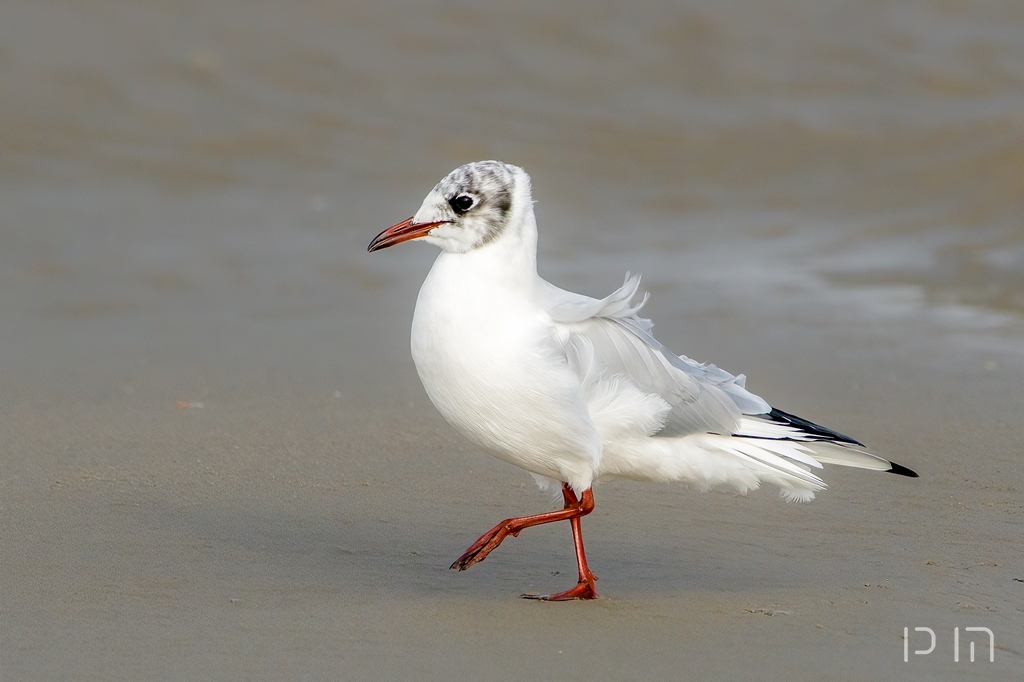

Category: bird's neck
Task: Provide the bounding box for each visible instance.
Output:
[434,207,539,292]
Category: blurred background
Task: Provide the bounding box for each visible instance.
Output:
[1,2,1023,680]
[2,0,1023,393]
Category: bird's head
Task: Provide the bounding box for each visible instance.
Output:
[368,160,531,254]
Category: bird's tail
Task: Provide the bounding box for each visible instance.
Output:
[597,412,916,502]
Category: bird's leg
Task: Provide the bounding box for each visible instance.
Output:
[522,486,598,601]
[559,485,600,584]
[450,483,595,577]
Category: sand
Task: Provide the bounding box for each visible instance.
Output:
[2,186,1020,680]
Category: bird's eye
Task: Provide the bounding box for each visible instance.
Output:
[449,194,475,214]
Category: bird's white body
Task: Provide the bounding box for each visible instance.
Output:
[412,229,603,491]
[375,160,912,505]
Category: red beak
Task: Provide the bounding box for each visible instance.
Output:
[367,217,449,252]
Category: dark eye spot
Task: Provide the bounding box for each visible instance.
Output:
[449,194,475,214]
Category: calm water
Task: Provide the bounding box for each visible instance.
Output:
[2,0,1023,363]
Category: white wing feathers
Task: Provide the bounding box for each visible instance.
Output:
[545,274,770,438]
[543,273,897,501]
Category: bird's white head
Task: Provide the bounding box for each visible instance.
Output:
[368,160,533,254]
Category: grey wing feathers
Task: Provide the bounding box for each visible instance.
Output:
[545,274,771,438]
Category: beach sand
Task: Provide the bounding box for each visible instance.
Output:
[2,185,1020,681]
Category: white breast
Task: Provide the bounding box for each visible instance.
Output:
[410,251,601,489]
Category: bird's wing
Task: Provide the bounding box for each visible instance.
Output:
[541,274,916,485]
[542,274,771,438]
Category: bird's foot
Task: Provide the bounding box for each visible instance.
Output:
[450,521,516,571]
[521,576,599,601]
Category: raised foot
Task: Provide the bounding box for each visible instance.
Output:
[450,523,516,571]
[521,578,598,601]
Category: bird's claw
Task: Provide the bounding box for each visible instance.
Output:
[450,525,511,570]
[450,551,483,571]
[521,578,599,601]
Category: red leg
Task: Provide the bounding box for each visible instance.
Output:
[451,483,599,600]
[558,485,599,583]
[522,487,598,601]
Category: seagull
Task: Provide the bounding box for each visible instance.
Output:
[367,160,918,601]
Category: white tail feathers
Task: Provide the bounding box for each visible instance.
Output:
[805,442,894,472]
[597,423,903,504]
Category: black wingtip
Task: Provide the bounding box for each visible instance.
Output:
[887,462,919,478]
[767,407,865,447]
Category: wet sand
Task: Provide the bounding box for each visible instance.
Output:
[2,1,1023,680]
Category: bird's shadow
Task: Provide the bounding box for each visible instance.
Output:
[128,481,824,601]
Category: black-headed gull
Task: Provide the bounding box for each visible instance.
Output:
[368,160,917,601]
